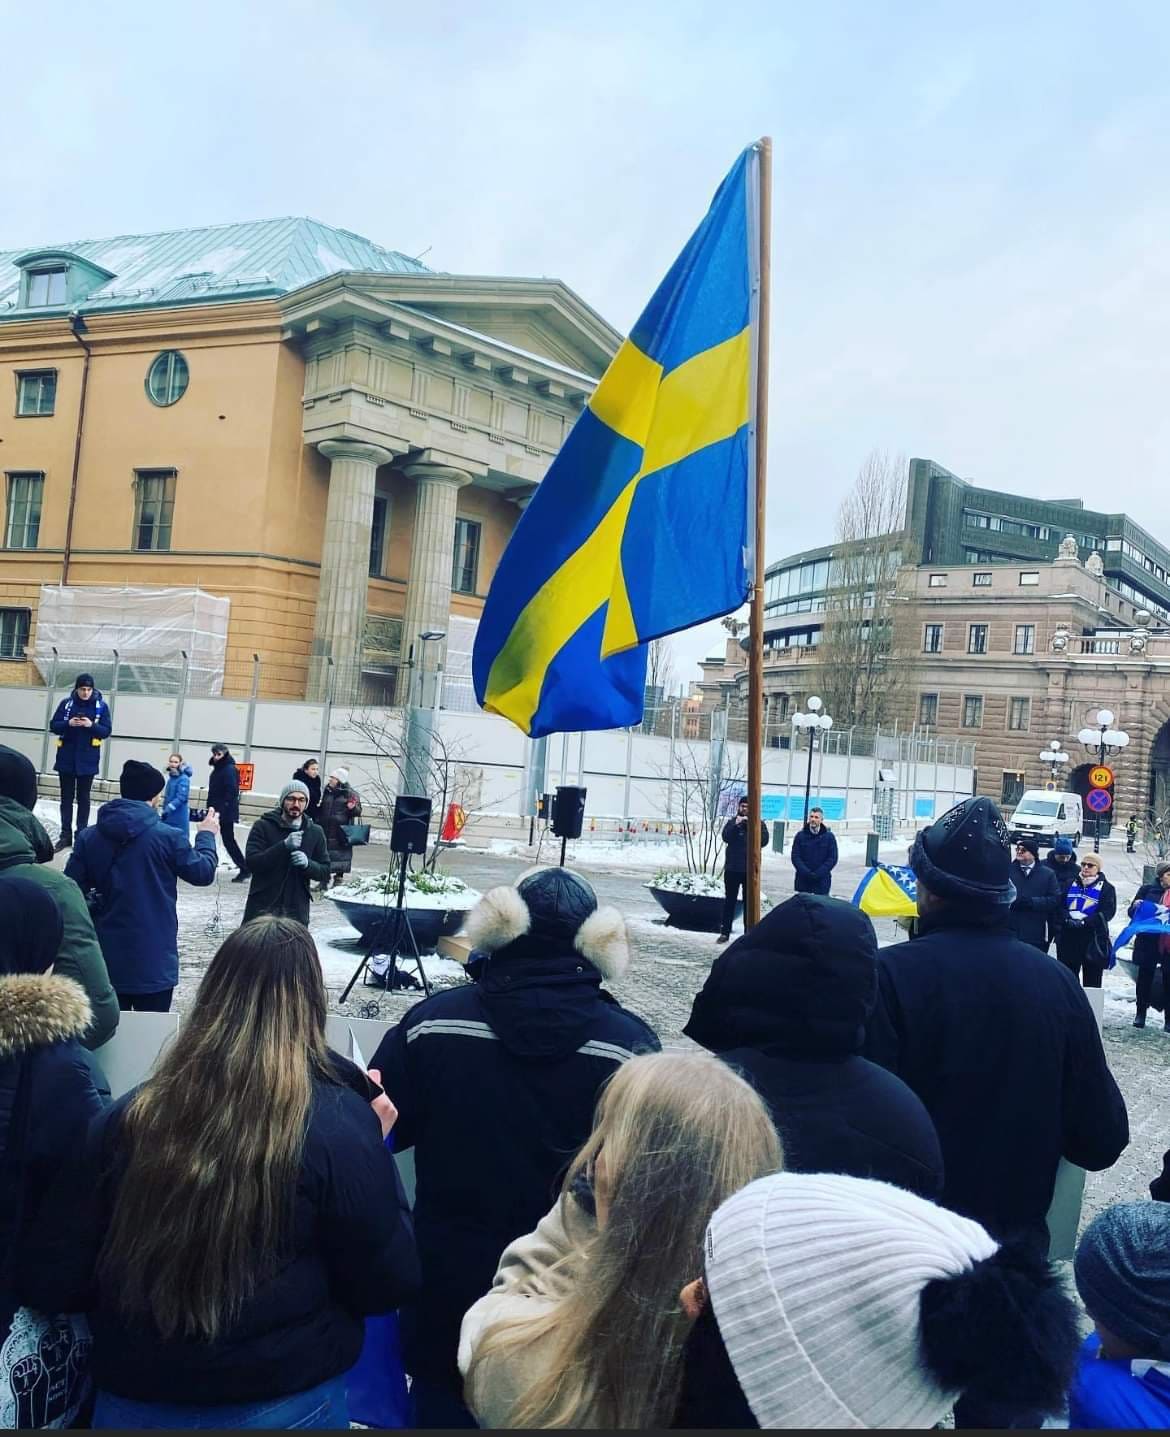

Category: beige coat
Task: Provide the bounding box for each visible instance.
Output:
[458,1196,596,1429]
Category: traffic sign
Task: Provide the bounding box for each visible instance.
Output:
[1085,788,1113,814]
[1088,765,1114,790]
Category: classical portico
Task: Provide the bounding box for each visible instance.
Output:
[282,272,619,705]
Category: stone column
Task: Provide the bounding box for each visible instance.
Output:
[396,459,473,704]
[308,439,397,701]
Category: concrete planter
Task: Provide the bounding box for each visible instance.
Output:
[329,893,470,954]
[648,885,735,933]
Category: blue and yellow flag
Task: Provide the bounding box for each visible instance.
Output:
[473,146,760,737]
[851,863,919,920]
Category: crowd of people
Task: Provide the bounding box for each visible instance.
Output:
[3,686,1170,1429]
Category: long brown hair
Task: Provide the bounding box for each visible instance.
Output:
[98,917,332,1341]
[467,1051,782,1428]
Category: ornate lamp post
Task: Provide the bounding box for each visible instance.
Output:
[1038,739,1069,788]
[1076,708,1130,854]
[791,695,833,822]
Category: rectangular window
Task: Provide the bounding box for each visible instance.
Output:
[1014,623,1036,655]
[133,469,176,551]
[968,623,989,655]
[923,623,944,654]
[0,607,30,659]
[451,517,481,594]
[972,571,992,587]
[928,572,947,587]
[1008,697,1031,732]
[4,472,43,549]
[1018,571,1040,586]
[15,370,56,416]
[1001,770,1025,806]
[25,268,67,307]
[918,693,938,727]
[999,518,1023,536]
[962,695,984,729]
[369,495,388,577]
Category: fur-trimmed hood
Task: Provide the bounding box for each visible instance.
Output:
[0,973,93,1057]
[463,867,631,981]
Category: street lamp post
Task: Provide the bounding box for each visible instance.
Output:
[1076,708,1130,855]
[404,630,447,800]
[791,695,834,823]
[1038,739,1069,789]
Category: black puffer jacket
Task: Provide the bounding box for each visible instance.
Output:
[866,908,1129,1245]
[206,753,241,823]
[17,1054,418,1406]
[292,767,322,824]
[372,941,659,1389]
[685,894,943,1198]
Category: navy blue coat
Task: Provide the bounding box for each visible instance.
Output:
[49,688,112,777]
[160,764,192,832]
[866,910,1129,1244]
[206,755,240,823]
[1008,858,1063,950]
[371,952,659,1387]
[791,823,839,895]
[65,799,217,994]
[16,1054,419,1407]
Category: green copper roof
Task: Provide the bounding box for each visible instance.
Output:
[0,216,430,319]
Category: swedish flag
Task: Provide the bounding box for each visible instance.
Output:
[473,146,760,737]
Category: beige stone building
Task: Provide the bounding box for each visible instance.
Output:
[0,219,615,701]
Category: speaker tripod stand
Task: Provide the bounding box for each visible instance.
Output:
[340,851,432,1003]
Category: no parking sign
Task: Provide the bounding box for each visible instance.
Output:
[1086,787,1113,815]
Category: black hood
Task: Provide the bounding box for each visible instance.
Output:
[684,894,878,1059]
[477,950,608,1061]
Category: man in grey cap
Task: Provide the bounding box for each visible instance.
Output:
[242,780,330,926]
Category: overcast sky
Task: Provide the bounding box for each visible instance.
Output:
[7,0,1169,684]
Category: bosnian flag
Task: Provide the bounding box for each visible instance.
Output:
[1112,900,1170,955]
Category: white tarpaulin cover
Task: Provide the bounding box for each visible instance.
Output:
[443,614,478,713]
[33,585,230,695]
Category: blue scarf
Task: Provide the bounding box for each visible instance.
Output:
[1067,878,1103,921]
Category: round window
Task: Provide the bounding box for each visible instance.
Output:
[145,351,189,407]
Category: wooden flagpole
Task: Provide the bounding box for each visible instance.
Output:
[745,136,772,930]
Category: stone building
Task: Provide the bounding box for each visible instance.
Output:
[0,219,616,700]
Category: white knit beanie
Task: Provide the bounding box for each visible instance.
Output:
[704,1172,999,1429]
[329,767,349,782]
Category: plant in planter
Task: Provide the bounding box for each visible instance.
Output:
[330,868,481,952]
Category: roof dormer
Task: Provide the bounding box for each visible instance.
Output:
[12,249,115,310]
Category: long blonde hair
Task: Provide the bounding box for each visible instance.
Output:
[98,917,332,1341]
[467,1050,782,1428]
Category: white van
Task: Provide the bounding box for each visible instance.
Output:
[1008,790,1083,848]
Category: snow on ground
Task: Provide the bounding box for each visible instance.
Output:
[488,832,915,873]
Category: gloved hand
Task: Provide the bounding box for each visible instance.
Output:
[284,831,303,850]
[290,850,309,868]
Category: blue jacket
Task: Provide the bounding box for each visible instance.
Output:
[1069,1334,1170,1429]
[791,823,839,895]
[160,764,192,831]
[49,688,112,777]
[64,799,217,994]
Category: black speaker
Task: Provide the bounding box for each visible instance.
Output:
[552,785,587,840]
[391,794,433,855]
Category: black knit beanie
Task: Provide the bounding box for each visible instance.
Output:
[120,759,166,802]
[0,745,38,811]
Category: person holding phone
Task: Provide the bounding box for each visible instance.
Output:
[16,917,419,1431]
[242,781,330,926]
[717,797,769,943]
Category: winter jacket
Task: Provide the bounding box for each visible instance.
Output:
[160,763,192,832]
[684,895,943,1199]
[65,800,218,994]
[1056,876,1117,972]
[1007,859,1063,950]
[1068,1333,1170,1430]
[790,823,839,895]
[16,1053,420,1407]
[1046,852,1080,943]
[319,783,362,875]
[370,952,659,1389]
[458,1196,596,1429]
[866,909,1129,1245]
[292,767,322,824]
[49,687,112,778]
[1,974,106,1325]
[206,754,240,823]
[0,797,118,1048]
[242,812,330,926]
[721,816,768,877]
[1129,882,1170,969]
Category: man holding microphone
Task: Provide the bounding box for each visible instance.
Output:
[717,795,769,943]
[242,780,330,926]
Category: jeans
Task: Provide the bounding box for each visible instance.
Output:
[92,1374,347,1429]
[59,772,94,837]
[721,872,744,937]
[117,988,174,1012]
[220,819,247,871]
